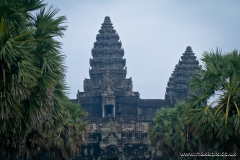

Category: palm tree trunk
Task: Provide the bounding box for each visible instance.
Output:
[0,143,2,160]
[234,138,240,151]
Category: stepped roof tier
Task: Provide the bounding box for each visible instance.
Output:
[90,16,126,80]
[165,46,200,105]
[69,16,200,159]
[82,16,131,97]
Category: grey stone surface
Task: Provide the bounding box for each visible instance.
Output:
[71,16,199,160]
[165,46,200,105]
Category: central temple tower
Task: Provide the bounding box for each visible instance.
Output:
[90,16,127,86]
[77,16,139,119]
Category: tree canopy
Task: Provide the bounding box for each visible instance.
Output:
[0,0,87,159]
[150,49,240,159]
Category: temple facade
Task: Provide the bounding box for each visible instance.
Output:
[70,16,199,160]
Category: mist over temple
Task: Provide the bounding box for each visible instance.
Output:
[70,16,199,159]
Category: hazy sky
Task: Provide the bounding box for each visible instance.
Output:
[44,0,240,99]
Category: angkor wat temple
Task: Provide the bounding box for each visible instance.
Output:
[70,16,199,160]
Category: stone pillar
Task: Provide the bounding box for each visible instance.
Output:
[102,104,105,118]
[113,105,116,117]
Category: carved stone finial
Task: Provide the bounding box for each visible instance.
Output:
[104,16,111,22]
[186,46,192,52]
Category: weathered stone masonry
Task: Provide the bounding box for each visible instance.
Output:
[70,16,199,160]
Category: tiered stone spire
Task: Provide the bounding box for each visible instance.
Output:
[83,16,132,97]
[165,46,199,105]
[89,16,126,82]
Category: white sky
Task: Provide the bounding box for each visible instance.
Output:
[44,0,240,99]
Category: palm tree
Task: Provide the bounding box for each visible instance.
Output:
[0,0,46,158]
[0,0,87,159]
[150,102,201,159]
[17,101,88,160]
[185,49,240,155]
[42,102,88,160]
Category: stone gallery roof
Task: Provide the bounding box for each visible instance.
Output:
[139,99,169,106]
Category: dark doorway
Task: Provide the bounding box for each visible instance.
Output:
[105,145,119,160]
[105,105,113,116]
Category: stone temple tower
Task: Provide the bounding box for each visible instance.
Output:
[77,16,139,119]
[70,17,199,159]
[165,46,200,105]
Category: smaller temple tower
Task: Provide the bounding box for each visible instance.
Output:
[165,46,199,105]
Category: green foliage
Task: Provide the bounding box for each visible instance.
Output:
[150,49,240,159]
[150,102,201,159]
[185,49,240,155]
[45,102,88,160]
[0,0,87,159]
